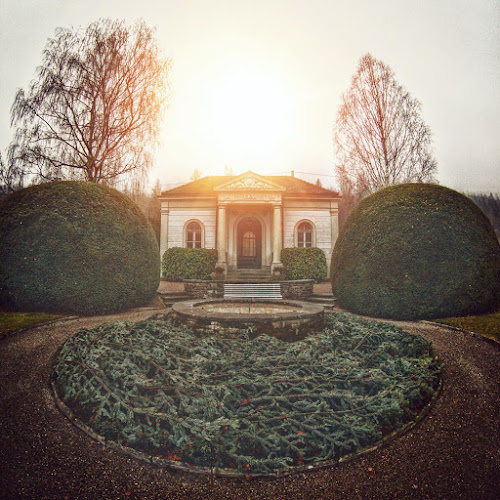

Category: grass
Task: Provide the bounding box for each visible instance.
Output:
[435,310,500,343]
[0,312,64,340]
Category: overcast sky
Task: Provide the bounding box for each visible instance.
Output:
[1,0,499,192]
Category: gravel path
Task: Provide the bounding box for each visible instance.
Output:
[1,301,499,499]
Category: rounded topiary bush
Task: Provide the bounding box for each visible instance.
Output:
[0,181,160,315]
[331,183,500,320]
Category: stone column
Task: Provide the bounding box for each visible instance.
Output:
[217,204,227,270]
[159,204,169,275]
[272,203,283,271]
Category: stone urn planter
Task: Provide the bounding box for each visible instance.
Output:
[272,266,286,280]
[211,266,226,281]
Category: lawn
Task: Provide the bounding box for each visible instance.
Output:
[435,310,500,343]
[0,312,64,340]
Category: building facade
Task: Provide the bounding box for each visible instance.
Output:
[159,171,340,274]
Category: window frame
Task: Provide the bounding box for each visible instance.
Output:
[184,220,204,249]
[295,220,315,248]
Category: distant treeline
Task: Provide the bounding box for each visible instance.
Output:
[468,193,500,238]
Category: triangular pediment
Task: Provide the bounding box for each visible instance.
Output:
[214,171,286,192]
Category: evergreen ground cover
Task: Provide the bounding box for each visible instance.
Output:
[52,313,442,475]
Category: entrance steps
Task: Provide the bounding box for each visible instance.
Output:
[158,291,192,307]
[305,293,336,311]
[223,283,282,300]
[226,267,272,282]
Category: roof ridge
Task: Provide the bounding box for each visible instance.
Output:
[160,173,339,197]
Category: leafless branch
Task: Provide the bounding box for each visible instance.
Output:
[334,53,437,208]
[10,19,171,183]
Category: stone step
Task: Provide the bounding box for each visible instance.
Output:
[312,293,335,299]
[227,267,271,277]
[223,283,282,300]
[227,270,271,275]
[226,278,273,283]
[307,295,336,304]
[304,293,336,311]
[227,274,272,279]
[158,292,191,306]
[226,274,273,282]
[321,304,336,311]
[160,291,190,298]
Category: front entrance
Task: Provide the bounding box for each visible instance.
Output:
[237,217,262,269]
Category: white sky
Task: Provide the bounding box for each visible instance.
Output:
[1,0,499,192]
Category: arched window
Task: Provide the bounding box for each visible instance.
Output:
[186,221,202,248]
[242,231,256,256]
[297,221,313,248]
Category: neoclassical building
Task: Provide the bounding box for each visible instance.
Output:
[159,171,340,275]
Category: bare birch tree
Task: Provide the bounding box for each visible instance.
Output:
[10,19,171,183]
[0,147,24,195]
[334,54,437,201]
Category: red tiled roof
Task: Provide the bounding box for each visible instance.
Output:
[161,175,339,198]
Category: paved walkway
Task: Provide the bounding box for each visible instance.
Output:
[1,294,499,499]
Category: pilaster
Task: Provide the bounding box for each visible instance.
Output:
[217,204,227,270]
[271,203,283,271]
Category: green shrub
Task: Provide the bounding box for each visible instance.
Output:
[331,183,500,320]
[53,313,441,474]
[0,181,159,315]
[281,247,328,282]
[162,247,218,280]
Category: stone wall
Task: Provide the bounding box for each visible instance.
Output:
[184,280,224,298]
[280,280,314,299]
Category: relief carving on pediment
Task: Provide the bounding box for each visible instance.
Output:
[215,171,286,193]
[225,177,272,190]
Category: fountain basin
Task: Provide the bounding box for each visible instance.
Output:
[172,299,324,341]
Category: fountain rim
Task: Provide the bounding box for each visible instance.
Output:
[172,298,324,322]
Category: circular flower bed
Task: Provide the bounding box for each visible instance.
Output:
[52,313,441,475]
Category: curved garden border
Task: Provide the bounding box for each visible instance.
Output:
[50,374,443,478]
[1,310,499,499]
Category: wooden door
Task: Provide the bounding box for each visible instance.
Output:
[237,217,262,269]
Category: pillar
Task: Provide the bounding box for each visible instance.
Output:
[159,204,169,275]
[272,204,283,271]
[217,204,227,270]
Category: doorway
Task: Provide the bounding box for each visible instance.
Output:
[237,217,262,269]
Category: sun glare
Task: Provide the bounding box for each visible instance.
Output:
[207,69,292,156]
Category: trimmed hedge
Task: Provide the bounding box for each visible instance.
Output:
[281,247,328,282]
[331,183,500,320]
[162,247,218,281]
[0,181,160,315]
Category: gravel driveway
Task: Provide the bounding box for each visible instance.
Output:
[1,302,499,499]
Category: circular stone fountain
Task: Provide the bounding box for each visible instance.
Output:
[172,299,324,340]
